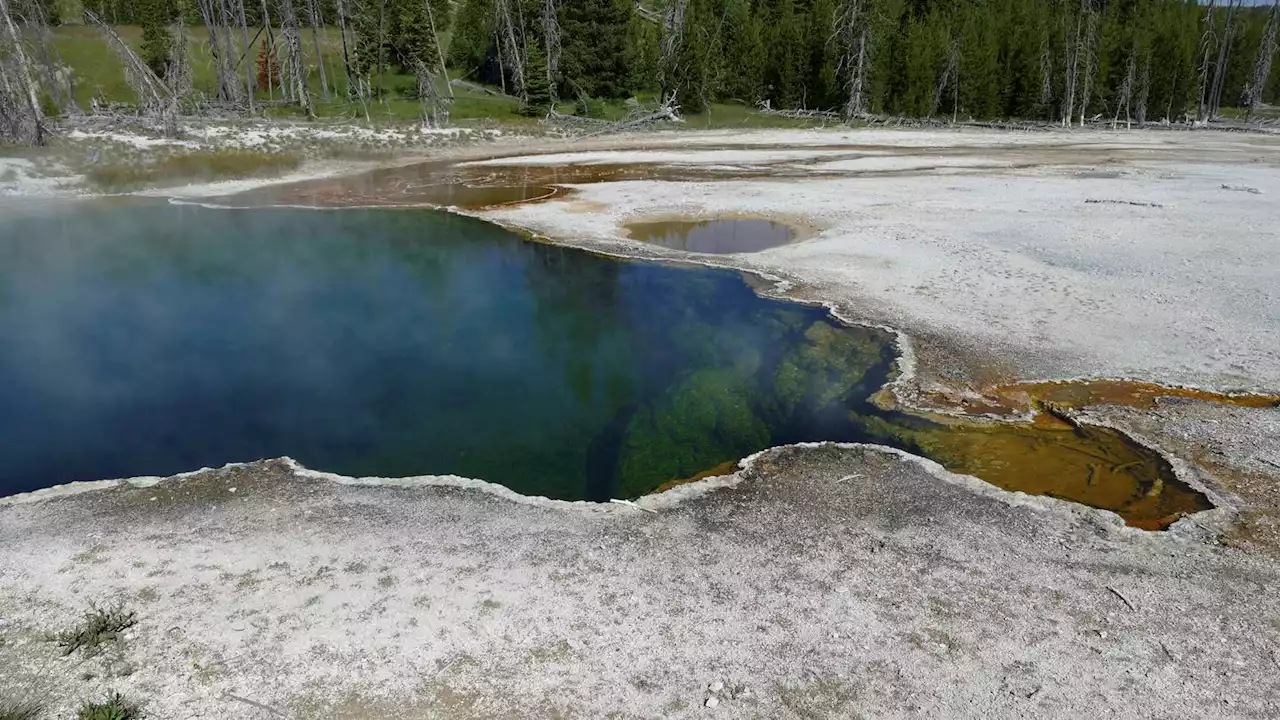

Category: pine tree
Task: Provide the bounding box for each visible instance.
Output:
[624,12,661,93]
[719,0,763,102]
[521,42,552,114]
[139,0,174,79]
[448,0,495,71]
[558,0,633,98]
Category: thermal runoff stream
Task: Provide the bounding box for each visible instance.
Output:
[0,200,1210,527]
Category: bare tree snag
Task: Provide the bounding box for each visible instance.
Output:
[308,0,331,101]
[1244,1,1279,119]
[14,0,76,116]
[542,0,560,101]
[1135,53,1150,125]
[1039,40,1053,114]
[658,0,686,96]
[1196,0,1218,122]
[168,11,195,104]
[833,0,871,121]
[495,0,527,103]
[0,0,46,145]
[335,0,356,98]
[87,9,179,133]
[1113,51,1135,129]
[424,0,453,98]
[195,0,244,104]
[278,0,314,117]
[1076,0,1098,127]
[235,0,256,112]
[931,42,958,119]
[1208,0,1239,120]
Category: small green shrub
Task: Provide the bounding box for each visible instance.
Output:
[77,691,140,720]
[0,699,41,720]
[53,604,137,657]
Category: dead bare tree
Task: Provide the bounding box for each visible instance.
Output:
[1113,50,1135,129]
[13,0,76,116]
[308,0,331,101]
[495,0,527,103]
[0,0,46,145]
[168,9,195,104]
[414,59,448,126]
[335,0,356,98]
[87,9,179,133]
[1135,53,1150,124]
[195,0,245,103]
[833,0,871,120]
[277,0,314,117]
[1061,0,1085,126]
[1207,0,1240,120]
[1039,38,1054,115]
[658,0,686,96]
[424,0,453,98]
[234,0,255,112]
[542,0,560,101]
[930,41,958,119]
[1196,0,1218,121]
[1243,0,1279,119]
[1075,0,1099,126]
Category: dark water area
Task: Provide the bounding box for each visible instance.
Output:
[626,219,797,254]
[0,201,1210,527]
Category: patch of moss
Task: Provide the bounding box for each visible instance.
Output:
[768,320,884,419]
[615,367,770,497]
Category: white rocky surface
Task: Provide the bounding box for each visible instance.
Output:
[2,443,1278,719]
[3,126,1279,719]
[472,128,1280,393]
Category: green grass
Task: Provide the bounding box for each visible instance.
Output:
[49,24,834,129]
[51,24,538,125]
[83,148,303,191]
[77,691,141,720]
[51,604,137,657]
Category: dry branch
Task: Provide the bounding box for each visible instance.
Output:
[1105,586,1137,612]
[86,9,179,134]
[1085,198,1163,208]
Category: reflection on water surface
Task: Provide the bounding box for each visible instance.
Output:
[0,201,1210,527]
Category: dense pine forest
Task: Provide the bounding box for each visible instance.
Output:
[2,0,1279,144]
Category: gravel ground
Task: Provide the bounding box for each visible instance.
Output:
[1,446,1277,719]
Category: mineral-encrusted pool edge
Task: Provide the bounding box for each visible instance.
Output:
[0,199,1233,531]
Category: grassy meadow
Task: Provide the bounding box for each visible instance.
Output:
[46,23,828,129]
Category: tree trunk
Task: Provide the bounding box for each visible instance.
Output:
[1244,1,1279,118]
[1077,1,1097,126]
[1135,52,1149,125]
[424,0,453,98]
[309,0,331,101]
[260,0,278,100]
[834,0,870,120]
[1196,0,1217,122]
[335,0,356,98]
[1208,0,1239,120]
[279,0,314,116]
[0,0,45,145]
[542,0,559,101]
[236,0,255,112]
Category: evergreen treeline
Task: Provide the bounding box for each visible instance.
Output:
[446,0,1280,122]
[71,0,1280,123]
